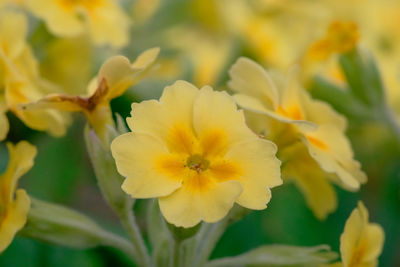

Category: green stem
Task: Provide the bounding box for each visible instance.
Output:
[99,231,137,261]
[172,239,182,267]
[118,203,152,267]
[193,207,249,267]
[383,106,400,143]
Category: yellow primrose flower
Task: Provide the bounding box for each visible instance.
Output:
[26,0,130,48]
[301,21,360,84]
[306,21,359,62]
[25,48,159,146]
[0,141,37,253]
[228,58,366,218]
[111,80,282,227]
[0,10,69,140]
[329,202,385,267]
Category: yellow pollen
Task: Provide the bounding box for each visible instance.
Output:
[186,154,210,173]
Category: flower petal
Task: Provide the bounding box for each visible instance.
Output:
[0,100,9,141]
[127,80,198,150]
[0,141,36,205]
[159,179,242,227]
[26,0,84,37]
[99,48,160,100]
[193,87,257,150]
[228,57,279,109]
[303,124,366,190]
[234,93,317,132]
[302,91,347,132]
[283,146,337,220]
[111,132,183,198]
[0,189,30,253]
[223,138,281,210]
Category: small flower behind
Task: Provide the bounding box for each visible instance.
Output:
[327,202,385,267]
[26,0,131,48]
[111,81,282,228]
[24,48,159,147]
[228,58,366,219]
[0,141,37,253]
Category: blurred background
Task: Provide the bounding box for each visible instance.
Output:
[1,0,399,266]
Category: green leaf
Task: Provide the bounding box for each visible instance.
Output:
[206,244,338,267]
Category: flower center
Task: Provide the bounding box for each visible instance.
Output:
[186,154,210,173]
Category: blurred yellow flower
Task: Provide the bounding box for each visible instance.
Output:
[26,0,130,48]
[0,10,69,140]
[306,21,359,62]
[301,21,360,84]
[25,48,159,146]
[111,80,281,227]
[228,58,366,219]
[0,141,36,253]
[329,202,385,267]
[40,37,93,95]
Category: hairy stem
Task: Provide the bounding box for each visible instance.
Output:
[118,203,152,267]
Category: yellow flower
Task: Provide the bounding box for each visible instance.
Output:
[25,48,159,146]
[301,21,360,84]
[228,58,366,218]
[111,81,282,227]
[0,141,37,252]
[0,10,69,140]
[26,0,130,48]
[306,21,359,62]
[329,202,385,267]
[40,37,93,95]
[281,143,337,220]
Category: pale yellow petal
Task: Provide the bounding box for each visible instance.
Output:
[302,91,347,132]
[303,125,366,190]
[362,223,385,262]
[99,48,160,100]
[86,0,130,48]
[340,204,364,267]
[193,87,257,148]
[127,80,198,148]
[0,142,36,205]
[26,0,84,37]
[22,93,85,112]
[283,153,337,220]
[228,57,279,109]
[159,179,242,227]
[223,138,281,209]
[15,107,69,137]
[0,189,30,253]
[0,101,9,141]
[280,68,306,119]
[234,93,317,132]
[111,132,183,198]
[0,10,27,60]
